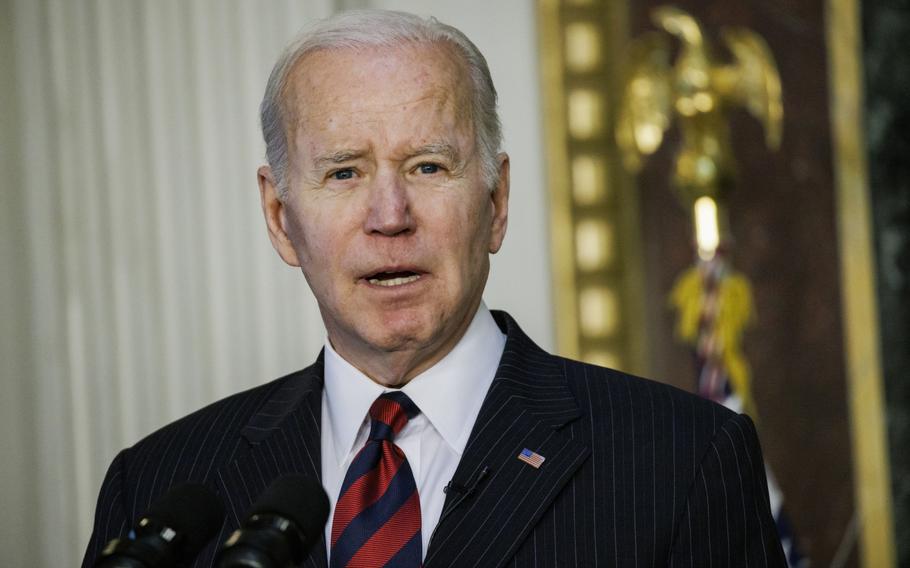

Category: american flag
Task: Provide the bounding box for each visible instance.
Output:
[517,448,546,469]
[670,254,807,568]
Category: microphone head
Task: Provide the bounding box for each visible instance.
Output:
[246,475,329,542]
[96,483,225,568]
[144,483,226,556]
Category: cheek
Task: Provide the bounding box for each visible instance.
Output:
[463,195,494,244]
[283,213,315,258]
[284,205,337,269]
[437,198,493,271]
[290,200,371,290]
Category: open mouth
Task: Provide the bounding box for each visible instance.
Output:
[365,271,422,287]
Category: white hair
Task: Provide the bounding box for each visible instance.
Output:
[259,9,503,197]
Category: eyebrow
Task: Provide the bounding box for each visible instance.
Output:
[310,142,464,171]
[312,150,368,170]
[409,142,461,163]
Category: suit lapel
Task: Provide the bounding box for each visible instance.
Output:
[425,312,591,567]
[215,354,328,568]
[210,312,590,568]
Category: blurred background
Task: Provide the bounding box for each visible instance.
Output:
[0,0,906,566]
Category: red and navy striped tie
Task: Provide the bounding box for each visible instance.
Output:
[330,391,422,567]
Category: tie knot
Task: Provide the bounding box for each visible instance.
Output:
[368,391,419,441]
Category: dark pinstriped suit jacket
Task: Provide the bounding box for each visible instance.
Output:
[84,311,786,567]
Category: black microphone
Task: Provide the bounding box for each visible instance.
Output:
[94,483,225,568]
[216,475,329,568]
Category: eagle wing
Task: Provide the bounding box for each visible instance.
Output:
[616,32,673,172]
[718,28,783,149]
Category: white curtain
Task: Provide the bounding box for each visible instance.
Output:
[4,1,333,563]
[0,0,549,563]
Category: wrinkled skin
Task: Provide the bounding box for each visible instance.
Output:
[259,42,509,387]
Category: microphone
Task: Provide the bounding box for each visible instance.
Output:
[216,475,329,568]
[443,465,491,500]
[431,465,492,546]
[94,483,225,568]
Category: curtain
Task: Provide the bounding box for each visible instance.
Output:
[4,0,333,563]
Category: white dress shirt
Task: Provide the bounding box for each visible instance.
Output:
[321,302,506,561]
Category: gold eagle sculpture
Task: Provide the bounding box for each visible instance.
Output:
[616,6,783,204]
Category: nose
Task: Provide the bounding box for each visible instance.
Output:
[363,171,415,236]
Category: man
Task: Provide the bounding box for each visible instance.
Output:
[84,10,786,567]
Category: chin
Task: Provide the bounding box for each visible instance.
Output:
[360,309,441,352]
[355,330,425,356]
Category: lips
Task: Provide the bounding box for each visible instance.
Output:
[362,268,425,288]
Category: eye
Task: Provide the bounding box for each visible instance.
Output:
[330,168,355,181]
[417,163,441,175]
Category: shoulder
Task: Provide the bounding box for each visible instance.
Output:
[556,355,745,465]
[560,356,735,423]
[83,361,325,564]
[117,362,322,486]
[491,309,737,445]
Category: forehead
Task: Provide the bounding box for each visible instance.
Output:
[283,42,474,140]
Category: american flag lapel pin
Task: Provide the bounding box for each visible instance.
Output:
[517,448,546,469]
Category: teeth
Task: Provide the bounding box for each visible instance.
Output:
[368,274,421,287]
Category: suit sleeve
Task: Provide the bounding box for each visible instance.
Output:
[82,449,130,567]
[669,413,788,567]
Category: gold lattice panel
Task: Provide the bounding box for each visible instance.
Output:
[539,0,647,374]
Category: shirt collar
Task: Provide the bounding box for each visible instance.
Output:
[323,302,506,466]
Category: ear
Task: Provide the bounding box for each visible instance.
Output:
[258,165,302,267]
[488,153,510,254]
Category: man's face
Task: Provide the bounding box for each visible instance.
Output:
[260,43,509,383]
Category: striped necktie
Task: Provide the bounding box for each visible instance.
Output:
[330,391,422,567]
